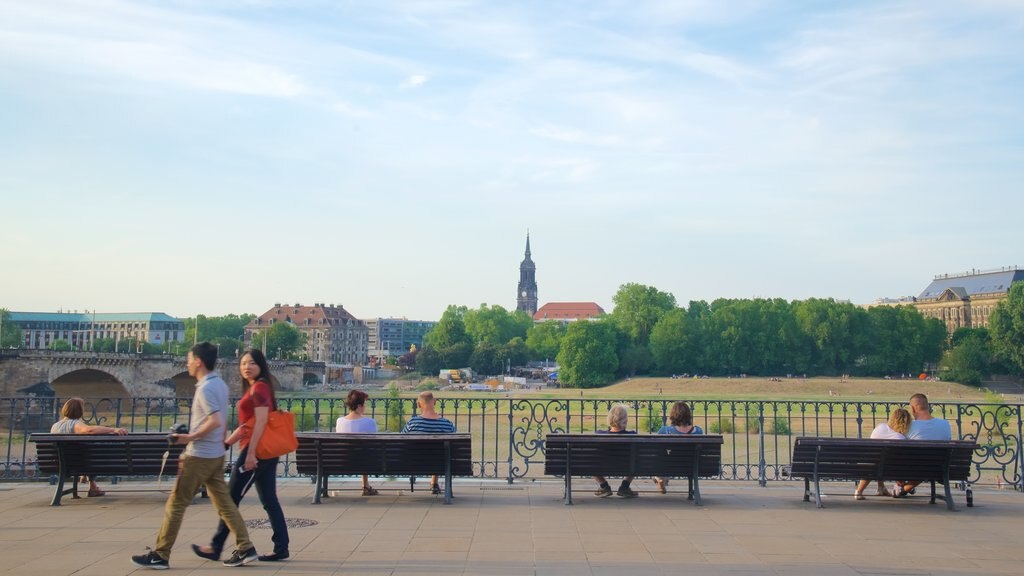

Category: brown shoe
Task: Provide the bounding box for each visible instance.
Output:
[362,486,379,496]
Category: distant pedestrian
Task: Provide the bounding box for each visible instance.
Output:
[130,342,257,570]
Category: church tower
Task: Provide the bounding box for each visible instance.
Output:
[516,233,538,315]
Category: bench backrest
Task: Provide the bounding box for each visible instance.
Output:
[543,434,723,477]
[30,433,185,477]
[294,433,473,477]
[789,437,975,482]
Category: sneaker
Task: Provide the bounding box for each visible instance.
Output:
[654,477,667,494]
[854,491,865,501]
[223,547,258,567]
[191,544,221,561]
[594,485,613,498]
[617,486,639,498]
[130,549,169,570]
[430,483,441,495]
[258,551,290,562]
[362,486,379,496]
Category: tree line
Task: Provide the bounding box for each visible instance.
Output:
[413,282,1024,388]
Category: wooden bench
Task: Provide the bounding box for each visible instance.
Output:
[787,437,976,510]
[543,434,724,505]
[30,433,186,506]
[295,433,473,505]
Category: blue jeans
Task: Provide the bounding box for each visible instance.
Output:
[209,446,289,555]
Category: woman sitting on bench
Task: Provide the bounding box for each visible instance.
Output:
[50,396,128,497]
[653,401,704,494]
[336,389,379,496]
[854,408,911,500]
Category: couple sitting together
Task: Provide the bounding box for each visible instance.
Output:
[854,392,952,500]
[335,389,456,496]
[593,401,702,498]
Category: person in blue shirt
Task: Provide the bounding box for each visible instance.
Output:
[653,401,703,493]
[893,393,953,498]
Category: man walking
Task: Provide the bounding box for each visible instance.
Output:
[131,342,257,569]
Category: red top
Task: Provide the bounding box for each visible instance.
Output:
[238,380,273,449]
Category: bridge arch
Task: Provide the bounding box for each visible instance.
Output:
[50,368,130,399]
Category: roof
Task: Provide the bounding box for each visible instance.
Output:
[918,269,1024,300]
[250,303,362,328]
[7,312,183,324]
[532,302,606,321]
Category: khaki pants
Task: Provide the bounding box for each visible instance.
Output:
[155,455,252,560]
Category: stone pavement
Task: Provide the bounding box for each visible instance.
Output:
[0,478,1021,575]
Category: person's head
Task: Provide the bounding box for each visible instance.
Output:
[607,404,629,430]
[346,389,369,412]
[888,408,912,435]
[239,349,273,392]
[61,397,85,420]
[669,401,693,427]
[188,342,218,377]
[909,393,931,418]
[417,391,436,412]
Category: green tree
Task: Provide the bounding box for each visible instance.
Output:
[251,322,308,360]
[415,347,444,376]
[941,329,992,386]
[469,342,502,375]
[463,304,532,345]
[556,319,619,388]
[611,283,677,345]
[990,282,1024,374]
[424,305,472,350]
[500,337,530,370]
[1,308,23,348]
[182,313,256,347]
[650,308,691,374]
[49,340,72,351]
[526,321,566,361]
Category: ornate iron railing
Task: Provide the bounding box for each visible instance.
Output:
[2,396,1021,490]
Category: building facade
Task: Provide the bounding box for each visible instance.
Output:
[246,303,368,365]
[516,233,539,315]
[364,317,437,362]
[6,311,185,351]
[532,302,606,323]
[913,267,1024,334]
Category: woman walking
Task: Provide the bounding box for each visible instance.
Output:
[193,349,290,562]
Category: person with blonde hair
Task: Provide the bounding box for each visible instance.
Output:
[854,408,912,500]
[50,397,128,497]
[593,404,638,498]
[401,391,456,494]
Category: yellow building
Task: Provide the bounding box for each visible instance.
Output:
[913,267,1024,334]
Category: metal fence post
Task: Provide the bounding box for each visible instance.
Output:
[758,402,767,487]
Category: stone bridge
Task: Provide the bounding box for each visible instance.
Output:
[0,351,322,398]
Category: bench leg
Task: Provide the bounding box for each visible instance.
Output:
[692,475,702,506]
[813,474,824,508]
[71,476,81,500]
[51,476,65,506]
[444,465,453,505]
[564,474,573,505]
[312,474,323,505]
[803,478,810,503]
[687,477,694,501]
[942,478,956,511]
[930,481,937,505]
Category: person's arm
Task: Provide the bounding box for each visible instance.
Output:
[173,411,223,445]
[74,421,128,435]
[244,406,269,470]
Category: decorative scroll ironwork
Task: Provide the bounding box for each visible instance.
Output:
[1,396,1021,491]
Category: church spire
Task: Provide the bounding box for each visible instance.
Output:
[525,231,531,259]
[516,231,538,315]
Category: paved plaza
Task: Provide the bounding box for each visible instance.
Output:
[0,478,1021,575]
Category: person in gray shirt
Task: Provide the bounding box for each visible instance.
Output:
[131,342,257,570]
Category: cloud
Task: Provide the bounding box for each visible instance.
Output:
[402,74,429,88]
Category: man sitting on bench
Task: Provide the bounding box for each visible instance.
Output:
[893,393,952,498]
[401,391,456,495]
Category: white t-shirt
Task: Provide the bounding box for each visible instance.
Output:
[870,423,906,440]
[336,416,378,433]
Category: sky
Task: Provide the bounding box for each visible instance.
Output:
[1,0,1023,321]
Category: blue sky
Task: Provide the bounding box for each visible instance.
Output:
[1,0,1022,321]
